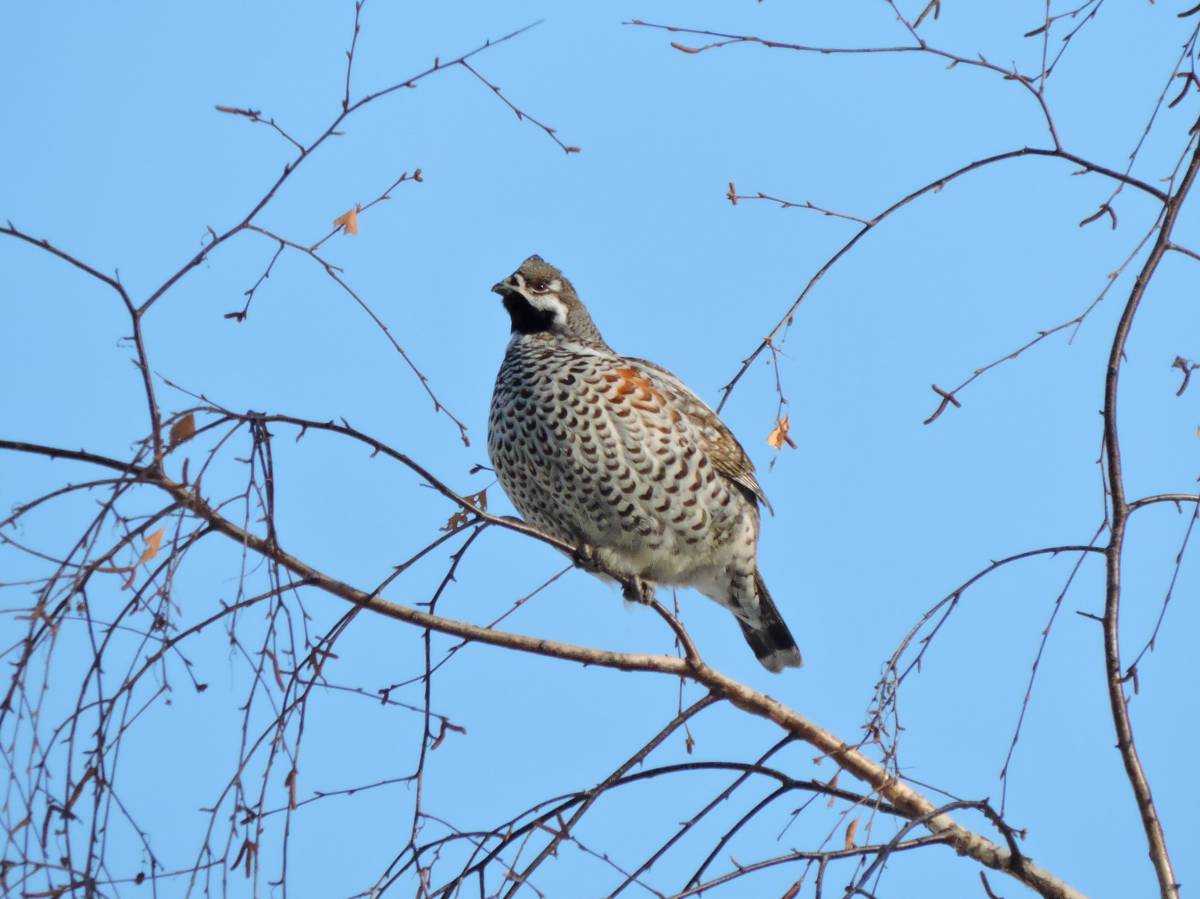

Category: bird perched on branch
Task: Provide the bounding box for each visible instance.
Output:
[487,255,801,672]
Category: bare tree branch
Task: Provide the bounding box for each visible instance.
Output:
[0,435,1086,899]
[1098,138,1200,899]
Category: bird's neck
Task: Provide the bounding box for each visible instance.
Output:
[506,330,613,358]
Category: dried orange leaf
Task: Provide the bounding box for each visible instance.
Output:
[138,529,165,566]
[333,206,360,235]
[169,412,196,448]
[766,416,795,450]
[844,817,860,849]
[441,490,489,531]
[441,510,470,532]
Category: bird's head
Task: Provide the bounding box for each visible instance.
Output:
[491,255,606,344]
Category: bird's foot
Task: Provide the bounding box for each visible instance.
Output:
[622,577,656,605]
[572,542,603,573]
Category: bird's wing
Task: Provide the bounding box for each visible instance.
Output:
[622,356,774,515]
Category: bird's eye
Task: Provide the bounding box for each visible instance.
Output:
[529,280,550,293]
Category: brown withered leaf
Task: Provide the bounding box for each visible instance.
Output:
[169,412,196,448]
[285,768,298,810]
[139,529,165,566]
[844,817,860,849]
[232,837,258,878]
[766,416,797,450]
[124,528,166,588]
[430,718,467,751]
[780,880,803,899]
[333,206,360,235]
[441,510,470,532]
[825,771,840,808]
[440,489,488,532]
[64,766,96,817]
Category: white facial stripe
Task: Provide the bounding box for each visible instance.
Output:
[526,293,568,325]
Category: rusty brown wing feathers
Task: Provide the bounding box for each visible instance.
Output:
[623,357,773,515]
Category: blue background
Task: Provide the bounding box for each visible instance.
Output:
[1,2,1197,896]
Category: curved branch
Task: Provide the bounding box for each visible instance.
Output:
[611,736,795,896]
[673,834,949,898]
[714,146,1167,413]
[1167,242,1200,263]
[626,20,1066,144]
[1099,139,1200,899]
[419,757,906,897]
[497,696,719,898]
[1128,493,1200,513]
[0,224,132,305]
[922,212,1163,424]
[0,435,1084,899]
[0,224,165,460]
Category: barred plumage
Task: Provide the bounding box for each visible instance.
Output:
[487,255,801,672]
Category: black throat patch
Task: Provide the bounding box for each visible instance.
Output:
[502,292,557,335]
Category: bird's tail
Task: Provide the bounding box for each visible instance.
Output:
[737,572,802,673]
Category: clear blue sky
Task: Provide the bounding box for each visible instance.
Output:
[2,2,1197,896]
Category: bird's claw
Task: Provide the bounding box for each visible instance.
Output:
[572,542,602,572]
[622,578,656,605]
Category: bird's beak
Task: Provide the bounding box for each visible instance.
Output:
[491,280,512,296]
